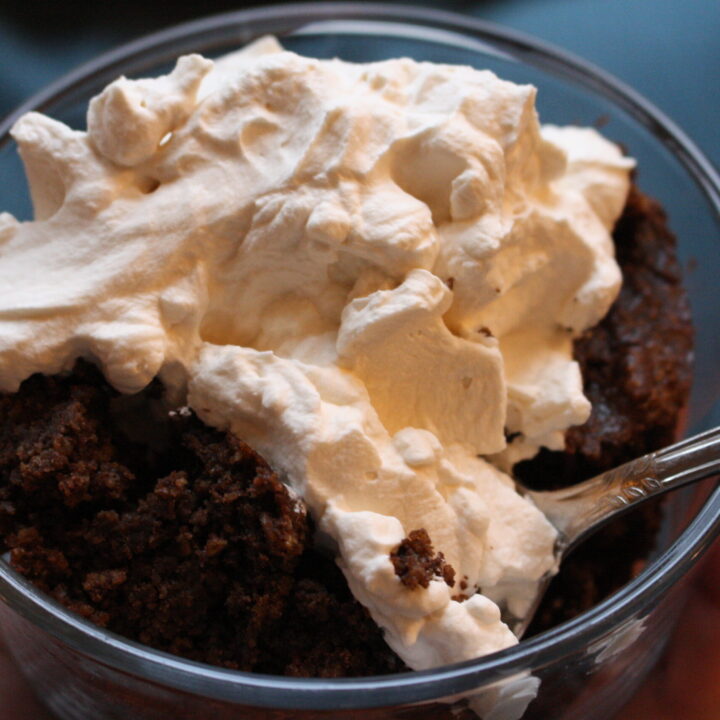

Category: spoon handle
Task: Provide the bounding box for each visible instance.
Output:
[525,426,720,549]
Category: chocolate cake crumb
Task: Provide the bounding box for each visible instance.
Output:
[391,529,456,590]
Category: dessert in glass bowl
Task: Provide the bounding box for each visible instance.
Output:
[0,5,718,720]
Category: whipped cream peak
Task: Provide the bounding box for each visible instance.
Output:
[87,53,213,167]
[0,38,634,671]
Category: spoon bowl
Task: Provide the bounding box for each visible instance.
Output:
[511,425,720,637]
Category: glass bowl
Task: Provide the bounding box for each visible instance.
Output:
[0,4,719,720]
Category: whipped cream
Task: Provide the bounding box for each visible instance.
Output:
[0,37,634,670]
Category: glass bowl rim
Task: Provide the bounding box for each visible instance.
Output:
[0,2,719,710]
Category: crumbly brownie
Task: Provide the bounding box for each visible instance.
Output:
[0,183,692,675]
[391,529,456,590]
[0,362,405,676]
[517,184,693,488]
[519,184,692,636]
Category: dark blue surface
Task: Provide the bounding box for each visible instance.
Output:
[476,0,720,169]
[1,0,717,170]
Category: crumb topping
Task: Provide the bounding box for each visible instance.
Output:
[390,529,456,590]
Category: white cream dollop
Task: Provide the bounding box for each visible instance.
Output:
[0,38,634,670]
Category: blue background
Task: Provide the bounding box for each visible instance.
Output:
[1,0,718,169]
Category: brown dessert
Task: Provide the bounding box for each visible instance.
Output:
[518,184,692,636]
[391,529,456,590]
[0,183,692,675]
[0,363,404,676]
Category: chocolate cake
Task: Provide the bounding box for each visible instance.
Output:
[519,184,692,636]
[0,363,405,676]
[390,529,456,590]
[0,184,692,675]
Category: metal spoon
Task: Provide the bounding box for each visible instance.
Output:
[510,425,720,638]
